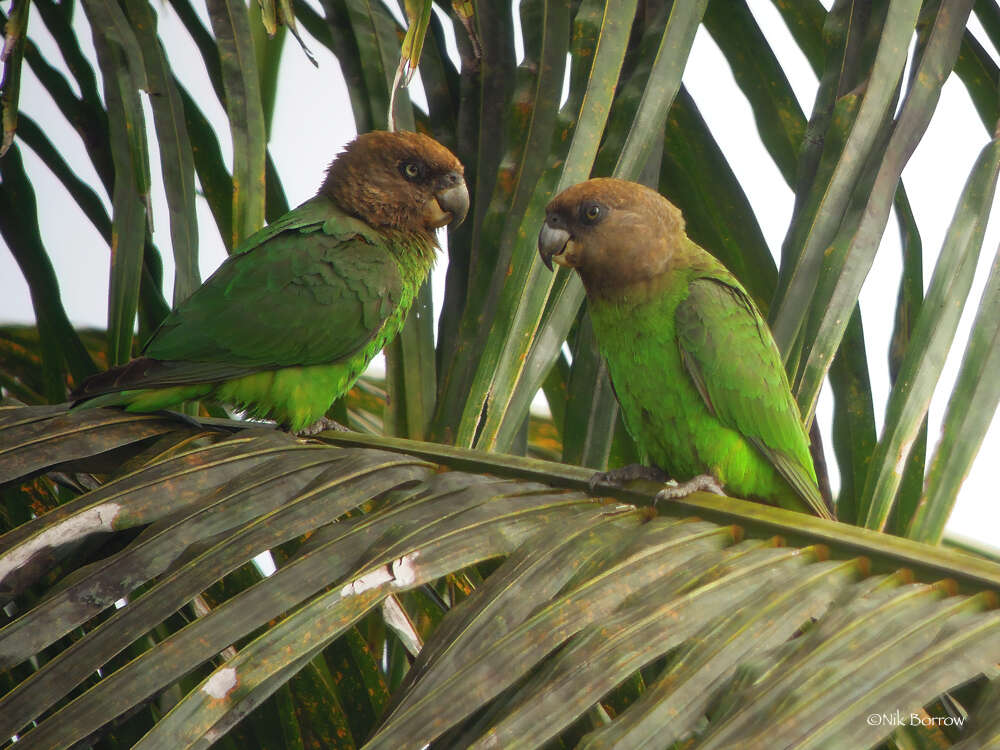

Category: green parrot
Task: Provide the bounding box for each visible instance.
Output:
[74,130,468,434]
[537,178,833,519]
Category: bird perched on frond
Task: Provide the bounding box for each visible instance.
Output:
[538,178,833,519]
[74,130,468,434]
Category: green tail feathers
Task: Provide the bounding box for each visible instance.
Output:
[73,385,213,413]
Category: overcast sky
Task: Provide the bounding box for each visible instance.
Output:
[2,0,998,549]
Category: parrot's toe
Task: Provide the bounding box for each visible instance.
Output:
[294,416,349,437]
[654,474,726,503]
[588,463,670,492]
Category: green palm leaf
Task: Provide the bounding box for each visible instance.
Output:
[2,408,1000,748]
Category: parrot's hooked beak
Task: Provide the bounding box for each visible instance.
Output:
[537,219,572,271]
[424,172,470,229]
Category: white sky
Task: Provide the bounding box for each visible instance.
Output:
[1,0,998,550]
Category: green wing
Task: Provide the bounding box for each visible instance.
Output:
[675,277,831,518]
[231,194,383,255]
[135,197,404,385]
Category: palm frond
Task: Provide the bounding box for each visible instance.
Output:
[1,407,998,748]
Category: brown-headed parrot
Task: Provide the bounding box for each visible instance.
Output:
[538,178,833,519]
[74,130,468,434]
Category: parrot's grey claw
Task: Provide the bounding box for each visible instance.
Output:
[588,463,670,493]
[654,474,726,503]
[294,417,349,437]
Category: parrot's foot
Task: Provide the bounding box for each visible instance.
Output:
[294,417,349,437]
[655,474,726,503]
[588,463,670,493]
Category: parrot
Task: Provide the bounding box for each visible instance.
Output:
[537,177,834,520]
[73,130,468,434]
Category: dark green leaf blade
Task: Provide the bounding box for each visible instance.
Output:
[0,0,29,155]
[908,244,1000,542]
[860,135,1000,531]
[792,0,975,424]
[0,149,97,396]
[124,0,201,304]
[770,1,919,365]
[207,0,267,248]
[89,21,151,366]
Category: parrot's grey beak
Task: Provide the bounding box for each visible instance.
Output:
[430,174,470,229]
[538,220,571,271]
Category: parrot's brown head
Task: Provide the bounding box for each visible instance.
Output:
[321,130,468,235]
[538,178,686,296]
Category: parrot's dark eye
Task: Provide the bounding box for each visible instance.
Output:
[401,161,425,181]
[581,202,604,225]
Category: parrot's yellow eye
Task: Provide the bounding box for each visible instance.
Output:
[582,203,603,224]
[401,161,423,180]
